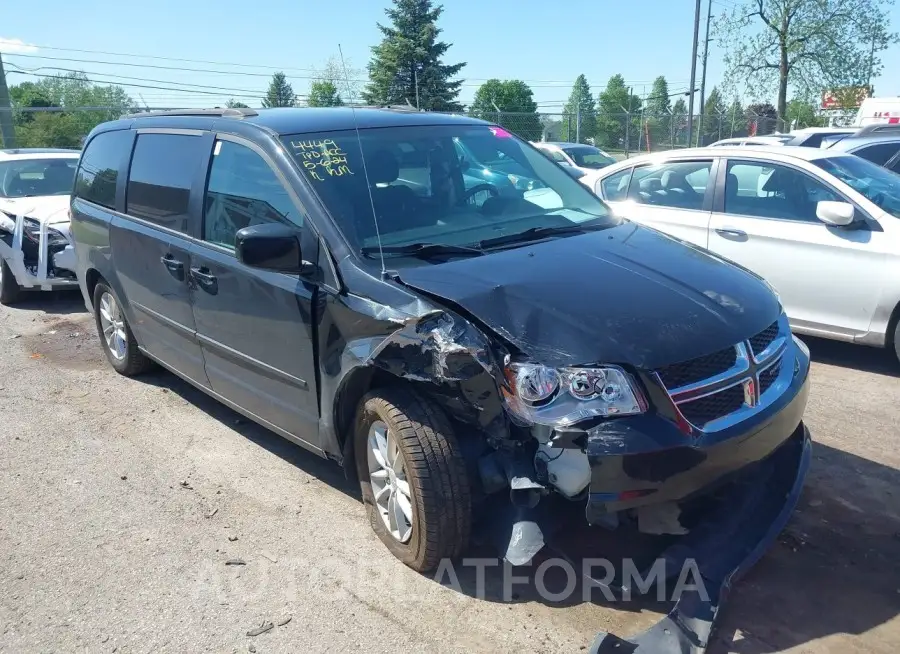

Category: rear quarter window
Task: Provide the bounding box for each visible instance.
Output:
[75,130,134,209]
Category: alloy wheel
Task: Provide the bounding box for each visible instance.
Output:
[98,291,127,361]
[367,421,414,543]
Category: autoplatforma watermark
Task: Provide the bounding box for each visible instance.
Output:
[192,555,709,605]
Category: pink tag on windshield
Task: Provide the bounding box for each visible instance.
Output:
[490,127,513,138]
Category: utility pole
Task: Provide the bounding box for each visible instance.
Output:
[0,53,17,149]
[696,0,713,146]
[414,68,420,110]
[686,0,701,145]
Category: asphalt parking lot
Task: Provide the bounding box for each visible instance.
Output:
[1,292,898,654]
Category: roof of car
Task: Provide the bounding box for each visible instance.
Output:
[604,145,847,170]
[542,141,593,148]
[826,133,900,152]
[122,107,489,135]
[0,148,80,160]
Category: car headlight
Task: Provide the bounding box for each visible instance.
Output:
[22,217,68,247]
[501,362,646,426]
[507,174,534,191]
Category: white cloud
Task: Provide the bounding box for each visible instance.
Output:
[0,38,38,54]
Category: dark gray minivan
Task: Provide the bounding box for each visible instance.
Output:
[70,108,811,580]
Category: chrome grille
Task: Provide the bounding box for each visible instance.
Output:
[655,316,789,430]
[656,347,736,390]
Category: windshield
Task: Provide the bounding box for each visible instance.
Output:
[562,145,616,169]
[0,158,77,198]
[813,155,900,218]
[281,125,616,260]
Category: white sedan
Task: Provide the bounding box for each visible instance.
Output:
[582,145,900,358]
[0,148,81,304]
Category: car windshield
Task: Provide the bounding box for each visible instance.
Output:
[562,145,616,169]
[280,125,616,260]
[0,158,77,198]
[813,155,900,218]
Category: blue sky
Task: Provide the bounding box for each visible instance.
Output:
[3,0,900,111]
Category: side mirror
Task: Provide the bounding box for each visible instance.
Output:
[816,200,855,226]
[235,223,304,273]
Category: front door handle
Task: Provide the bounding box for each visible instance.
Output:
[190,267,218,293]
[715,227,748,239]
[160,254,184,279]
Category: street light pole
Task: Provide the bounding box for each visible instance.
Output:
[686,0,701,145]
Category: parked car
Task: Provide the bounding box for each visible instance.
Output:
[71,108,810,576]
[783,127,858,148]
[584,145,900,358]
[824,131,900,173]
[532,141,617,173]
[708,135,794,147]
[0,148,81,304]
[453,136,543,194]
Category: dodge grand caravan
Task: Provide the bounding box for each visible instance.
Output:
[71,107,811,576]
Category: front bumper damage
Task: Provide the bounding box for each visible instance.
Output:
[0,211,78,290]
[589,423,811,653]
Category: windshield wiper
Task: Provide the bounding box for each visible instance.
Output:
[477,222,609,249]
[360,242,484,260]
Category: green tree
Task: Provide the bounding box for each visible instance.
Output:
[363,0,465,111]
[671,97,688,146]
[307,81,344,107]
[747,101,778,135]
[11,73,132,147]
[700,86,726,145]
[645,76,672,149]
[725,97,745,137]
[596,74,642,150]
[714,0,897,124]
[225,99,250,109]
[560,75,596,143]
[785,99,825,128]
[262,72,296,108]
[469,79,541,140]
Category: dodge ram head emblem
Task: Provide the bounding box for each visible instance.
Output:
[743,378,758,407]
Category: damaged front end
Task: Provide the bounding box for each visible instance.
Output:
[0,208,79,291]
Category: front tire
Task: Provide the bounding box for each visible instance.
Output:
[354,386,472,573]
[894,320,900,364]
[92,282,153,376]
[0,258,22,305]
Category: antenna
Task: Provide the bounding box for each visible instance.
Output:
[337,44,386,277]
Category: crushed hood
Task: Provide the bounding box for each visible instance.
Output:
[396,222,781,370]
[0,195,71,226]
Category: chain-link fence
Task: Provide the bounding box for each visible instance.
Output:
[3,105,849,155]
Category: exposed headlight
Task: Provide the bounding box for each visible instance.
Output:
[22,217,68,247]
[502,362,646,426]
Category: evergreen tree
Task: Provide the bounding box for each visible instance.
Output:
[262,72,296,108]
[560,75,596,143]
[671,97,688,146]
[363,0,465,111]
[726,97,745,138]
[225,99,250,109]
[596,74,641,151]
[645,76,672,149]
[307,81,344,107]
[700,86,726,145]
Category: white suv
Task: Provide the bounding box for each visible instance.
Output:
[585,145,900,358]
[0,148,81,304]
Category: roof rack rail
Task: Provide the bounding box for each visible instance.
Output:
[853,123,900,137]
[126,107,259,119]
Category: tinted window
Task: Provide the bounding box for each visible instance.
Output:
[126,133,207,232]
[562,145,616,169]
[75,130,132,208]
[599,168,631,201]
[545,148,568,162]
[852,142,900,166]
[725,161,840,222]
[204,140,301,249]
[628,160,711,210]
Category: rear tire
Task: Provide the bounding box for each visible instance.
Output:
[0,258,22,306]
[893,320,900,364]
[92,281,153,376]
[354,386,472,573]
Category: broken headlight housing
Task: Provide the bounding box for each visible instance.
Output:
[501,362,646,426]
[22,217,68,247]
